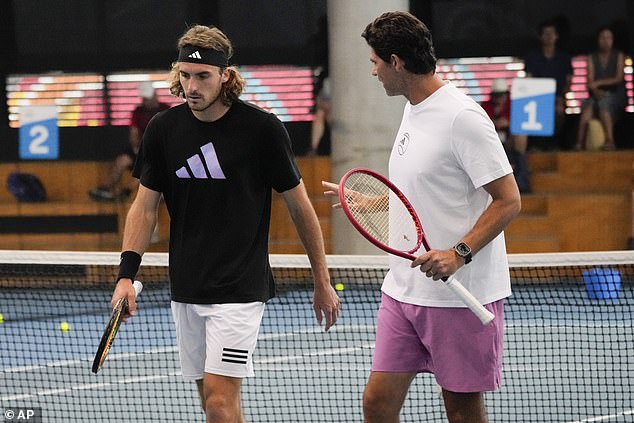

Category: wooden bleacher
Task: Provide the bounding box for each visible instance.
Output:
[505,150,634,253]
[0,158,331,254]
[0,162,131,251]
[1,152,631,254]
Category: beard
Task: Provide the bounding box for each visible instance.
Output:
[186,89,223,112]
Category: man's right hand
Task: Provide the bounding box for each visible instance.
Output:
[111,278,138,321]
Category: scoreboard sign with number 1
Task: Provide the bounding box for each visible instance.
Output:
[19,106,59,160]
[510,78,556,137]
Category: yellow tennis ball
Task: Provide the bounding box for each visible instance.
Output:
[334,283,345,291]
[59,321,70,332]
[0,313,4,323]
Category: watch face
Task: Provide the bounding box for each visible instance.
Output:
[456,243,471,256]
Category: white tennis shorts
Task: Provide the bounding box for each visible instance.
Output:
[170,301,265,380]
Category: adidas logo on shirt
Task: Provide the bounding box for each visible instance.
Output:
[176,141,226,179]
[188,51,202,59]
[221,347,248,365]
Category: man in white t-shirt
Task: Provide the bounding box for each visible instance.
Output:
[323,11,520,423]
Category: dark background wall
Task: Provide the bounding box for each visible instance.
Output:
[3,0,329,73]
[1,0,633,161]
[416,0,634,58]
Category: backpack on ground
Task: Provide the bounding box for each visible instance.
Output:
[7,172,47,202]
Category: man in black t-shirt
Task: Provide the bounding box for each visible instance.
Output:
[109,24,340,422]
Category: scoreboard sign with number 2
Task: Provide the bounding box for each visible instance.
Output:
[510,77,556,137]
[19,106,59,160]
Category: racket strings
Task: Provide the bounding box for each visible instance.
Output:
[388,191,420,253]
[342,173,419,253]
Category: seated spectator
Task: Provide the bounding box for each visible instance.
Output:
[481,78,531,193]
[574,26,626,151]
[89,82,170,201]
[524,18,573,150]
[307,76,332,156]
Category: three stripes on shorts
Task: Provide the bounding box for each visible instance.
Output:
[222,347,248,365]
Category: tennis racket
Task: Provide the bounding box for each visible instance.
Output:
[338,168,494,325]
[92,280,143,373]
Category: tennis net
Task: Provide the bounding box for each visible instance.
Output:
[0,250,632,422]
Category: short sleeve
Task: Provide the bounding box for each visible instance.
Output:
[262,114,301,193]
[451,108,513,189]
[132,115,166,192]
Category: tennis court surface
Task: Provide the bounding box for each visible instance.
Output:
[1,251,632,422]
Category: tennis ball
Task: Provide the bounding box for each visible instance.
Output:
[334,283,345,291]
[59,321,70,332]
[0,313,4,323]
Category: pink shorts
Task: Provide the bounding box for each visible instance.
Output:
[372,292,504,393]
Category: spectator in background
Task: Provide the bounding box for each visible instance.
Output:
[307,76,332,156]
[524,19,573,150]
[306,14,332,156]
[574,26,626,151]
[481,78,531,193]
[89,81,170,201]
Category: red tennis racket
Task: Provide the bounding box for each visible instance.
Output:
[338,168,494,325]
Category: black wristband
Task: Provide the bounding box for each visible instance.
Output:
[117,250,142,282]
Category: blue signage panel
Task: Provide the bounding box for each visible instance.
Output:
[19,106,59,160]
[510,78,556,137]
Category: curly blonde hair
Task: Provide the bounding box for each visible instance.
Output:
[168,25,245,106]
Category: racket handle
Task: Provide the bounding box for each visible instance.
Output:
[443,277,495,325]
[132,280,143,297]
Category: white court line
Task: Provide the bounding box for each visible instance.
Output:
[308,345,373,356]
[0,372,182,402]
[2,365,42,373]
[0,345,186,375]
[258,324,375,340]
[506,322,633,329]
[1,394,33,401]
[255,343,374,364]
[47,359,82,367]
[566,409,634,422]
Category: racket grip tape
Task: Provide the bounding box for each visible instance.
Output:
[443,277,495,325]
